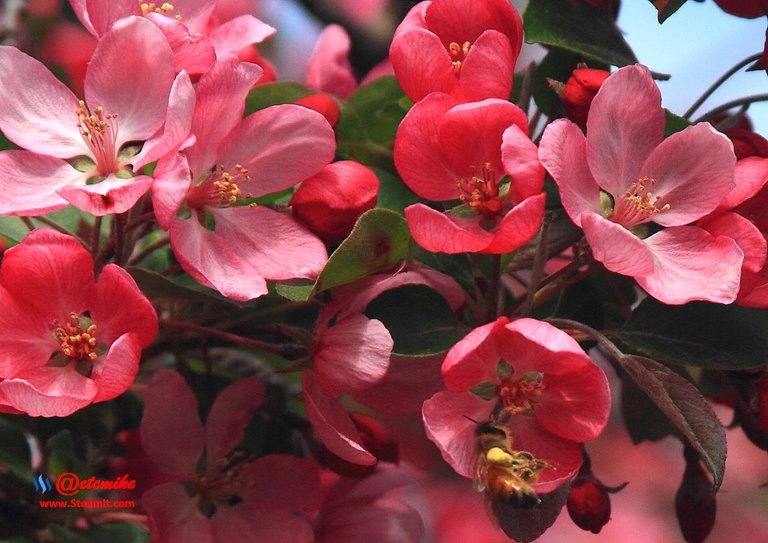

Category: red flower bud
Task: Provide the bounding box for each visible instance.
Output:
[722,127,768,160]
[561,68,610,128]
[566,478,612,534]
[713,0,767,19]
[295,93,341,127]
[291,161,379,245]
[675,446,716,543]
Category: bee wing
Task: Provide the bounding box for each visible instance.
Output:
[473,455,489,493]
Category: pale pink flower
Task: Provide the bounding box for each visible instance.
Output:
[0,229,158,417]
[539,65,744,305]
[151,57,334,301]
[394,93,546,254]
[68,0,275,75]
[0,16,175,216]
[422,318,611,494]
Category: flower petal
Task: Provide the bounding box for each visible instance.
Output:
[307,24,357,99]
[133,71,197,170]
[185,57,264,178]
[422,390,495,478]
[0,151,82,216]
[152,153,193,230]
[701,211,766,275]
[0,365,97,417]
[581,212,655,276]
[85,16,175,145]
[211,505,314,543]
[538,119,601,227]
[405,204,493,254]
[57,174,154,216]
[83,0,139,36]
[717,156,768,212]
[90,333,142,404]
[140,369,204,479]
[314,314,392,396]
[218,104,336,197]
[455,30,514,102]
[303,370,377,466]
[586,65,664,197]
[393,93,459,200]
[144,13,216,75]
[442,317,509,391]
[205,377,264,470]
[502,124,545,202]
[642,122,736,226]
[209,15,277,57]
[143,483,214,543]
[390,27,457,102]
[439,98,528,180]
[0,46,86,158]
[482,193,546,254]
[638,226,744,304]
[1,228,94,320]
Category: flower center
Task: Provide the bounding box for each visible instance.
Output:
[196,451,252,506]
[448,41,471,74]
[76,101,121,177]
[186,165,251,210]
[139,2,182,20]
[611,176,671,228]
[50,312,99,376]
[498,372,545,417]
[457,163,503,217]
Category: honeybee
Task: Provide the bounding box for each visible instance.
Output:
[474,420,549,509]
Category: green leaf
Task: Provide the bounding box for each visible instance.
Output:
[49,526,89,543]
[523,0,638,68]
[245,82,313,114]
[336,76,410,168]
[313,208,412,294]
[128,267,243,307]
[621,354,726,490]
[621,299,768,369]
[372,166,418,215]
[364,284,467,356]
[46,430,91,484]
[273,281,315,302]
[81,523,148,543]
[664,109,691,137]
[0,417,31,480]
[650,0,689,23]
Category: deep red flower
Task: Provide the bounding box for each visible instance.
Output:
[0,229,157,416]
[561,68,610,129]
[390,0,523,102]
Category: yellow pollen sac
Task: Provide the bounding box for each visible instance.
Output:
[212,164,250,206]
[616,176,671,227]
[53,313,99,362]
[457,162,503,217]
[448,41,471,74]
[499,373,545,416]
[139,1,178,17]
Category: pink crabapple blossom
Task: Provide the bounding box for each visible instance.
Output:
[538,64,744,305]
[0,16,176,216]
[68,0,276,76]
[151,56,335,301]
[390,0,523,103]
[394,93,546,254]
[0,229,158,417]
[422,317,611,495]
[305,267,465,466]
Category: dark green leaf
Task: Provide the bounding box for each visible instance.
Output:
[650,0,689,23]
[364,284,467,356]
[49,527,89,543]
[245,82,313,114]
[81,523,148,543]
[532,49,583,118]
[0,417,31,480]
[336,76,410,168]
[128,268,243,307]
[314,208,412,294]
[523,0,638,68]
[46,430,91,483]
[372,166,418,215]
[621,355,726,490]
[621,299,768,369]
[274,281,315,302]
[664,109,691,137]
[621,369,678,443]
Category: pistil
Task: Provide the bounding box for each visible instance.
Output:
[76,101,120,177]
[498,372,545,417]
[611,176,670,228]
[457,162,503,217]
